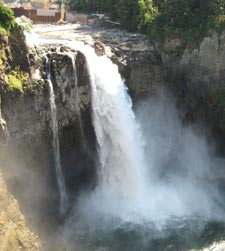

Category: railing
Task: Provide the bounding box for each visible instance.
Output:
[12,7,66,24]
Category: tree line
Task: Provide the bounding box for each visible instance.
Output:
[67,0,225,43]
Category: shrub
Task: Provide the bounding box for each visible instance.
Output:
[0,3,17,32]
[15,16,32,33]
[7,74,23,91]
[6,67,29,91]
[209,15,225,33]
[151,0,225,44]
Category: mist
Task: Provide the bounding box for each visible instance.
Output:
[135,91,225,224]
[63,89,225,251]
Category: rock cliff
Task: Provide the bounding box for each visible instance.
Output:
[0,169,42,251]
[0,28,95,249]
[1,24,225,250]
[91,30,164,100]
[161,31,225,153]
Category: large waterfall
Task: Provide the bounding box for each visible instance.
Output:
[25,33,225,249]
[63,44,225,245]
[75,45,151,221]
[46,56,68,215]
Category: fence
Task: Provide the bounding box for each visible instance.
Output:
[12,7,66,24]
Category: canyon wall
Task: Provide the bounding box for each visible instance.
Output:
[0,168,42,251]
[1,26,225,249]
[0,31,96,248]
[161,31,225,153]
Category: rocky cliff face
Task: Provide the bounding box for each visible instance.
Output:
[161,31,225,153]
[0,29,45,250]
[0,28,30,88]
[0,30,95,249]
[1,44,96,206]
[91,29,165,100]
[0,169,42,251]
[2,24,225,250]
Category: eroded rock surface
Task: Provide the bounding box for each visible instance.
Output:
[0,169,42,251]
[2,23,225,251]
[33,25,165,100]
[162,31,225,153]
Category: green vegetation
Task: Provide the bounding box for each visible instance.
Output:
[7,74,23,91]
[0,2,18,35]
[0,4,31,93]
[210,90,225,109]
[152,0,225,43]
[67,0,225,44]
[15,16,32,33]
[7,67,29,92]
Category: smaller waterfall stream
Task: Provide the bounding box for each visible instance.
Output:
[46,56,68,215]
[69,54,87,148]
[0,95,9,147]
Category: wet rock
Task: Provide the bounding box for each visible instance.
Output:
[94,41,105,56]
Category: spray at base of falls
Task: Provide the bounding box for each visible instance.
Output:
[46,56,68,216]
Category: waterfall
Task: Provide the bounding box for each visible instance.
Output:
[73,45,149,223]
[67,44,224,231]
[68,54,86,148]
[46,56,68,215]
[24,33,225,250]
[0,95,9,147]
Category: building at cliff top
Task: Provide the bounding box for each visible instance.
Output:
[7,0,66,24]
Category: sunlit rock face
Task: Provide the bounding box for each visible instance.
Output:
[0,42,96,247]
[91,30,165,100]
[0,29,30,77]
[0,168,42,251]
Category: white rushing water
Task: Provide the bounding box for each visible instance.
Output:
[70,45,153,225]
[25,29,225,230]
[24,31,225,250]
[46,56,68,215]
[65,44,225,233]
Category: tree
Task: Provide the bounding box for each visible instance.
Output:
[138,0,158,33]
[151,0,225,42]
[115,0,140,31]
[0,2,16,31]
[66,0,225,43]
